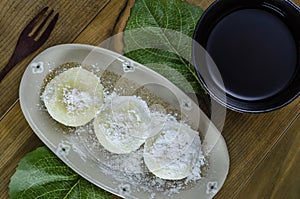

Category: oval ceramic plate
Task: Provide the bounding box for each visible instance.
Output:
[20,44,229,199]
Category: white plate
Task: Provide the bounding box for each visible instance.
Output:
[20,44,229,199]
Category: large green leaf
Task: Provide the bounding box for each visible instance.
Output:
[124,0,204,93]
[9,147,111,199]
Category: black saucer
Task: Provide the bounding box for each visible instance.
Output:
[192,0,300,113]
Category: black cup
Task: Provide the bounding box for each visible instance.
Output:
[192,0,300,113]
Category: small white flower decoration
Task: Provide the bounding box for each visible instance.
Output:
[181,99,192,110]
[118,183,131,196]
[206,181,218,194]
[56,141,71,157]
[30,62,44,74]
[122,61,135,72]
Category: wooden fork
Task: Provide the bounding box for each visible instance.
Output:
[0,7,59,82]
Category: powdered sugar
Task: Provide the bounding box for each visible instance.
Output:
[75,122,147,174]
[41,66,104,127]
[93,96,152,154]
[143,119,202,180]
[42,63,207,197]
[62,87,93,112]
[72,96,206,196]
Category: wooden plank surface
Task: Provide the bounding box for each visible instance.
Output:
[0,0,110,118]
[217,98,300,199]
[0,102,44,198]
[236,115,300,199]
[0,0,300,199]
[74,0,129,46]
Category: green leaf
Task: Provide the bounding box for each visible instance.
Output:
[124,0,204,94]
[9,147,111,199]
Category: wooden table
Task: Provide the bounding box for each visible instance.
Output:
[1,0,299,198]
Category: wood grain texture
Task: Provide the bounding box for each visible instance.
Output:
[215,98,300,199]
[109,0,136,54]
[294,0,300,6]
[0,0,300,199]
[74,0,129,46]
[236,115,300,199]
[185,0,213,9]
[0,0,110,118]
[0,102,44,199]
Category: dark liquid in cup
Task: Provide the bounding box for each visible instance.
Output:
[206,9,297,101]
